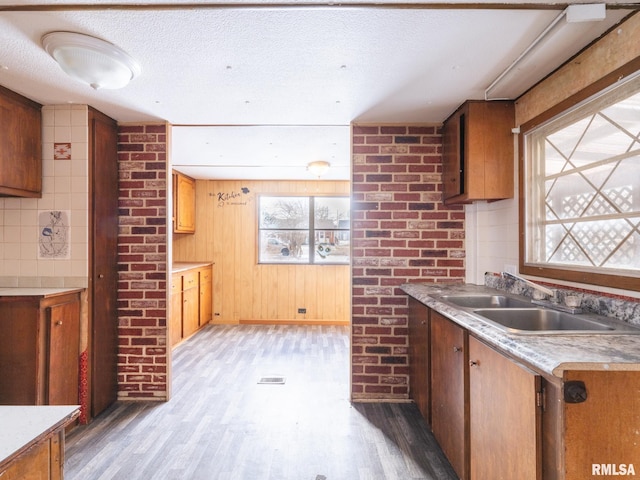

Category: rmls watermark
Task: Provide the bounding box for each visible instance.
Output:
[592,464,636,476]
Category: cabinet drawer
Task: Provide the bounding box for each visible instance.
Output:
[199,267,212,282]
[183,271,198,290]
[171,275,182,292]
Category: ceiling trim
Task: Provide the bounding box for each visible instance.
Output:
[5,2,638,13]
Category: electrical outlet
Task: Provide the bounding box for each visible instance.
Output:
[298,308,306,314]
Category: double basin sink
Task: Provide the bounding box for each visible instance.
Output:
[436,294,640,335]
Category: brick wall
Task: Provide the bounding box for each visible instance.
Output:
[351,124,465,401]
[117,124,169,400]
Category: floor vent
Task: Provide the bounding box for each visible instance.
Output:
[258,376,286,384]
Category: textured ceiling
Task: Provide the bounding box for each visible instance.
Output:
[0,1,636,180]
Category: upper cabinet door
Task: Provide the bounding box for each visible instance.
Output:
[0,85,42,197]
[173,170,196,234]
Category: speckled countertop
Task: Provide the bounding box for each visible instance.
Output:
[401,283,640,378]
[0,405,79,468]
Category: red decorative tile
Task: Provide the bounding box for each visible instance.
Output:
[54,142,71,160]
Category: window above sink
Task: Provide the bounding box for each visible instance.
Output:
[520,69,640,292]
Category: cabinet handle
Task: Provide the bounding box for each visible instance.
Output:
[453,346,462,353]
[55,320,63,326]
[98,274,104,278]
[469,360,479,367]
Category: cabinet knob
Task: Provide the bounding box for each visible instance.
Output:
[453,346,462,353]
[421,320,426,325]
[469,360,479,367]
[98,274,104,278]
[55,320,63,326]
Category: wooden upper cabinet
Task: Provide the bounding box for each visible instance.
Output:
[442,100,515,204]
[0,85,42,197]
[173,170,196,233]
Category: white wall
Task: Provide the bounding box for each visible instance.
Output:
[0,105,89,288]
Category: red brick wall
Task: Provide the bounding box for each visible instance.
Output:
[117,124,169,400]
[351,124,465,401]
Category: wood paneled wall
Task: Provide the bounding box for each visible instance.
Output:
[173,180,350,325]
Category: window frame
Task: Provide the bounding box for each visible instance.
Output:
[257,194,350,265]
[519,60,640,292]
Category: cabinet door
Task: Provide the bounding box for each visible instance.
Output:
[408,298,430,423]
[181,271,199,338]
[442,110,462,200]
[469,336,541,480]
[198,267,212,326]
[170,274,183,347]
[173,171,196,233]
[563,370,640,480]
[89,107,119,418]
[430,311,468,480]
[0,299,39,404]
[47,299,80,405]
[0,85,42,197]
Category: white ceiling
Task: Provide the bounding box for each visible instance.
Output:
[0,1,636,180]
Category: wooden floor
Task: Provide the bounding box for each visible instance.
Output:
[66,324,458,480]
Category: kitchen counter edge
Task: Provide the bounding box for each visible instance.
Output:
[401,283,640,378]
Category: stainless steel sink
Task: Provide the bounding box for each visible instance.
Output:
[472,308,640,334]
[439,294,532,309]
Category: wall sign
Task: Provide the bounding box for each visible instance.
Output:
[213,187,252,207]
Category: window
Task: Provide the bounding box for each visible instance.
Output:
[258,195,350,264]
[522,73,640,289]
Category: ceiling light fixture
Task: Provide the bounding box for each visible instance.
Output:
[307,160,331,178]
[42,31,141,90]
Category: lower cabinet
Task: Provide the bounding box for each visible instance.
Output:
[181,270,199,338]
[199,266,213,326]
[468,336,541,480]
[170,264,213,347]
[430,311,469,480]
[0,291,81,406]
[0,406,79,480]
[0,430,63,480]
[408,298,430,422]
[408,298,640,480]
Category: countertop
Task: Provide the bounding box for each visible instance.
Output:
[0,287,84,297]
[401,283,640,377]
[172,261,213,273]
[0,405,79,468]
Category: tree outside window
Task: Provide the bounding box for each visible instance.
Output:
[258,196,350,264]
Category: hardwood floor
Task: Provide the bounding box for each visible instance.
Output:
[66,325,458,480]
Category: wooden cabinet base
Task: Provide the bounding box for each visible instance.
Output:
[171,264,213,347]
[1,432,62,480]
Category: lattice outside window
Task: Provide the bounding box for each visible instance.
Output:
[523,75,640,278]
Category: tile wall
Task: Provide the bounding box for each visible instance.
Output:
[0,104,89,288]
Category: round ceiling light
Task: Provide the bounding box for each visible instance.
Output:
[42,31,141,90]
[307,160,331,178]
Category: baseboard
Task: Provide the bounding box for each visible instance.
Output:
[239,319,349,326]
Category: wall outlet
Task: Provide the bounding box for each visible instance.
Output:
[298,308,306,314]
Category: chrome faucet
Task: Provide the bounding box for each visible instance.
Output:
[501,271,557,301]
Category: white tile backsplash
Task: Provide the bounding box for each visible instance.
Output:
[0,104,89,288]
